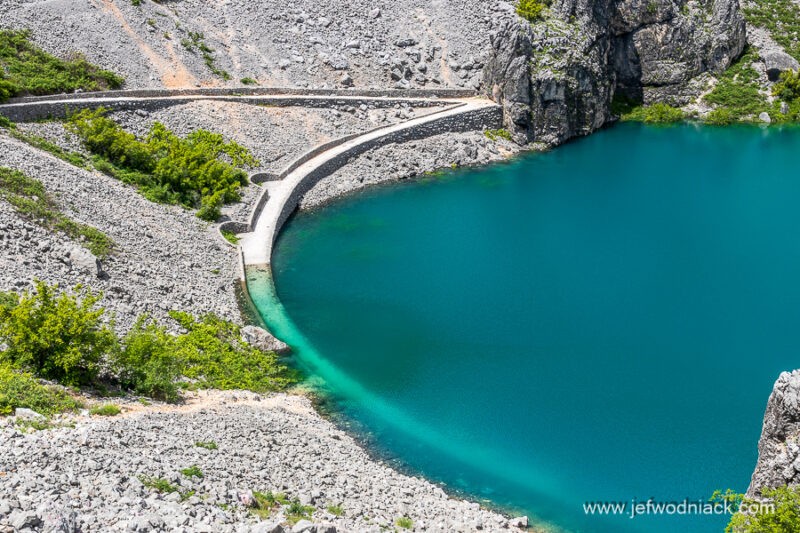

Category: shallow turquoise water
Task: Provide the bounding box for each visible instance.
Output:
[249,123,800,533]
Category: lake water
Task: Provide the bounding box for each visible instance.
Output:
[248,123,800,532]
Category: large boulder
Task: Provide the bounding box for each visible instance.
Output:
[762,50,800,82]
[241,325,291,354]
[747,370,800,496]
[68,246,104,278]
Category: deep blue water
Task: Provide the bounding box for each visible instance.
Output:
[248,123,800,532]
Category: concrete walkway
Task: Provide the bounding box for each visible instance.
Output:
[238,97,501,269]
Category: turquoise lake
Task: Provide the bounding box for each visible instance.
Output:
[248,123,800,532]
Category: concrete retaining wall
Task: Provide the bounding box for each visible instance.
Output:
[0,95,458,122]
[271,105,502,236]
[6,87,478,104]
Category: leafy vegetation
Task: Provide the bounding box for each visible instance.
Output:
[396,517,414,529]
[221,229,240,245]
[195,440,218,450]
[0,282,297,407]
[181,31,230,80]
[113,311,298,400]
[326,504,344,517]
[139,475,179,494]
[252,491,289,519]
[715,486,800,532]
[180,465,203,478]
[240,77,258,86]
[484,128,513,142]
[0,167,114,257]
[516,0,547,21]
[619,102,685,123]
[89,403,121,416]
[286,498,315,525]
[0,281,116,386]
[67,108,258,221]
[0,362,82,416]
[774,69,800,102]
[0,29,123,103]
[703,47,769,121]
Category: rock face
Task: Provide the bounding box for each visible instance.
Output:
[747,370,800,497]
[484,0,746,145]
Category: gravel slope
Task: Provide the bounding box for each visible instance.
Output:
[0,390,528,533]
[1,0,508,91]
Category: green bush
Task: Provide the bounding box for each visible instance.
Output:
[168,311,299,392]
[89,403,121,416]
[774,70,800,102]
[240,77,258,85]
[0,363,82,416]
[181,465,203,478]
[0,166,114,257]
[286,498,314,524]
[396,517,414,529]
[195,440,218,450]
[139,475,179,494]
[111,311,298,400]
[704,47,769,121]
[516,0,547,21]
[704,108,735,125]
[0,29,123,103]
[0,281,116,386]
[622,102,685,123]
[484,128,513,142]
[716,486,800,532]
[113,316,182,402]
[67,109,257,221]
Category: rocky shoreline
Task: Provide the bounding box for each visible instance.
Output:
[0,390,528,533]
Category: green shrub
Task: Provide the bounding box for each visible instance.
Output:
[396,517,413,529]
[0,115,12,129]
[704,47,769,121]
[622,102,684,123]
[0,29,123,103]
[0,166,114,257]
[286,498,314,524]
[67,109,257,221]
[516,0,547,21]
[168,311,299,392]
[774,69,800,102]
[180,465,203,478]
[195,440,218,450]
[252,491,289,518]
[89,403,121,416]
[0,281,116,386]
[111,311,298,400]
[240,77,258,85]
[221,229,240,244]
[704,108,736,125]
[113,316,182,402]
[139,475,179,494]
[716,486,800,532]
[326,504,344,517]
[0,363,82,416]
[484,128,513,142]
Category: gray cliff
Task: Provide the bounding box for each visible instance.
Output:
[747,370,800,497]
[484,0,747,145]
